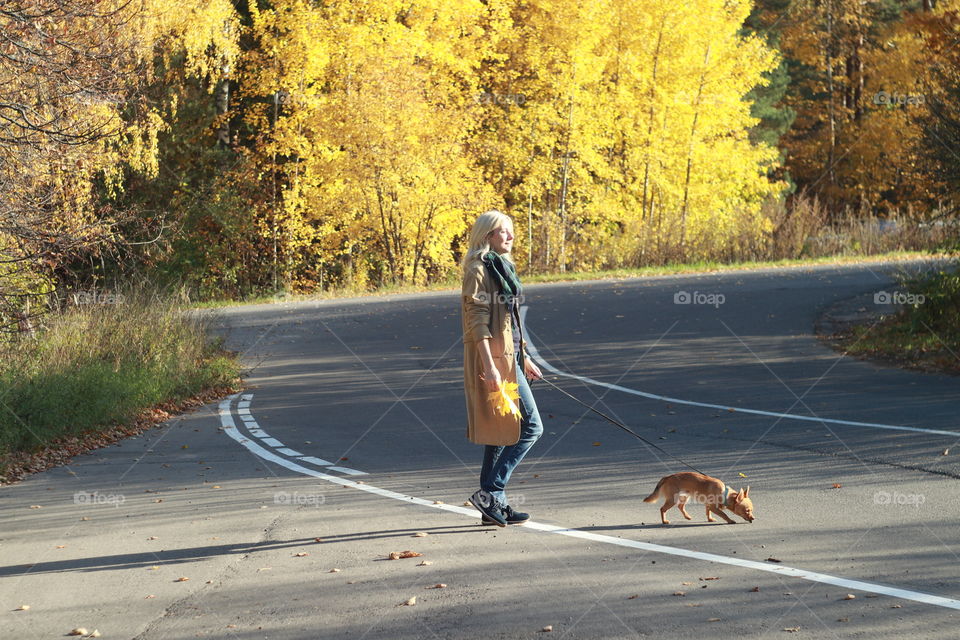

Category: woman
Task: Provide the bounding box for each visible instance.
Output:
[461,210,543,527]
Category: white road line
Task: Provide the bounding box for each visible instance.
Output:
[217,394,960,611]
[519,307,959,438]
[230,396,366,476]
[327,465,368,476]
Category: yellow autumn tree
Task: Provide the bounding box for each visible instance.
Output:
[242,0,497,289]
[0,0,238,327]
[470,0,783,269]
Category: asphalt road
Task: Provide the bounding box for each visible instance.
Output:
[3,259,959,639]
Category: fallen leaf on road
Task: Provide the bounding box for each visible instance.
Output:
[838,618,849,622]
[942,449,949,456]
[329,568,341,573]
[783,628,800,633]
[68,629,88,636]
[417,560,433,566]
[147,536,158,540]
[212,485,221,489]
[681,582,693,586]
[891,604,902,609]
[750,586,761,592]
[626,594,639,599]
[145,595,155,599]
[433,501,444,505]
[426,583,446,589]
[592,442,601,446]
[389,550,424,560]
[398,596,416,606]
[766,557,782,563]
[89,631,101,637]
[413,532,428,537]
[294,552,308,557]
[15,605,29,610]
[673,592,686,596]
[174,577,189,582]
[148,566,160,570]
[56,545,66,549]
[843,594,856,600]
[541,625,553,632]
[29,505,41,509]
[708,618,721,622]
[738,473,747,478]
[832,483,842,489]
[700,576,720,581]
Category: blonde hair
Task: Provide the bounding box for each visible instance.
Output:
[461,209,515,269]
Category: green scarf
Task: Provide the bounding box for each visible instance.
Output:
[481,251,522,304]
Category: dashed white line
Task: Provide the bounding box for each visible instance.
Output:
[298,456,335,466]
[225,394,365,476]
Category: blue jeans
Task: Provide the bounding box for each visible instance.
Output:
[479,354,543,507]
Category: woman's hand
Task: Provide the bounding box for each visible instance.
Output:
[481,364,502,392]
[523,356,542,381]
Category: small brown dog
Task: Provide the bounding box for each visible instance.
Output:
[643,472,754,524]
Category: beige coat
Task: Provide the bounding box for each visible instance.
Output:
[461,257,523,445]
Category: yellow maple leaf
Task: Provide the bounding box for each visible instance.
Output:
[487,381,521,418]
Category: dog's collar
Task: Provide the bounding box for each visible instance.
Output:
[722,485,734,506]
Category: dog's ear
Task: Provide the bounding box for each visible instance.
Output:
[734,488,745,503]
[744,486,750,498]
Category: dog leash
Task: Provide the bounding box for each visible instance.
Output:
[536,375,708,475]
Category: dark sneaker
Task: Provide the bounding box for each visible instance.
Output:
[469,490,506,527]
[482,504,530,525]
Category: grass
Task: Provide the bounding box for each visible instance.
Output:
[831,265,960,375]
[0,288,242,480]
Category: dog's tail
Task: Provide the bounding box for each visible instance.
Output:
[642,477,666,503]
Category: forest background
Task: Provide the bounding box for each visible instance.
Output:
[2,0,959,318]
